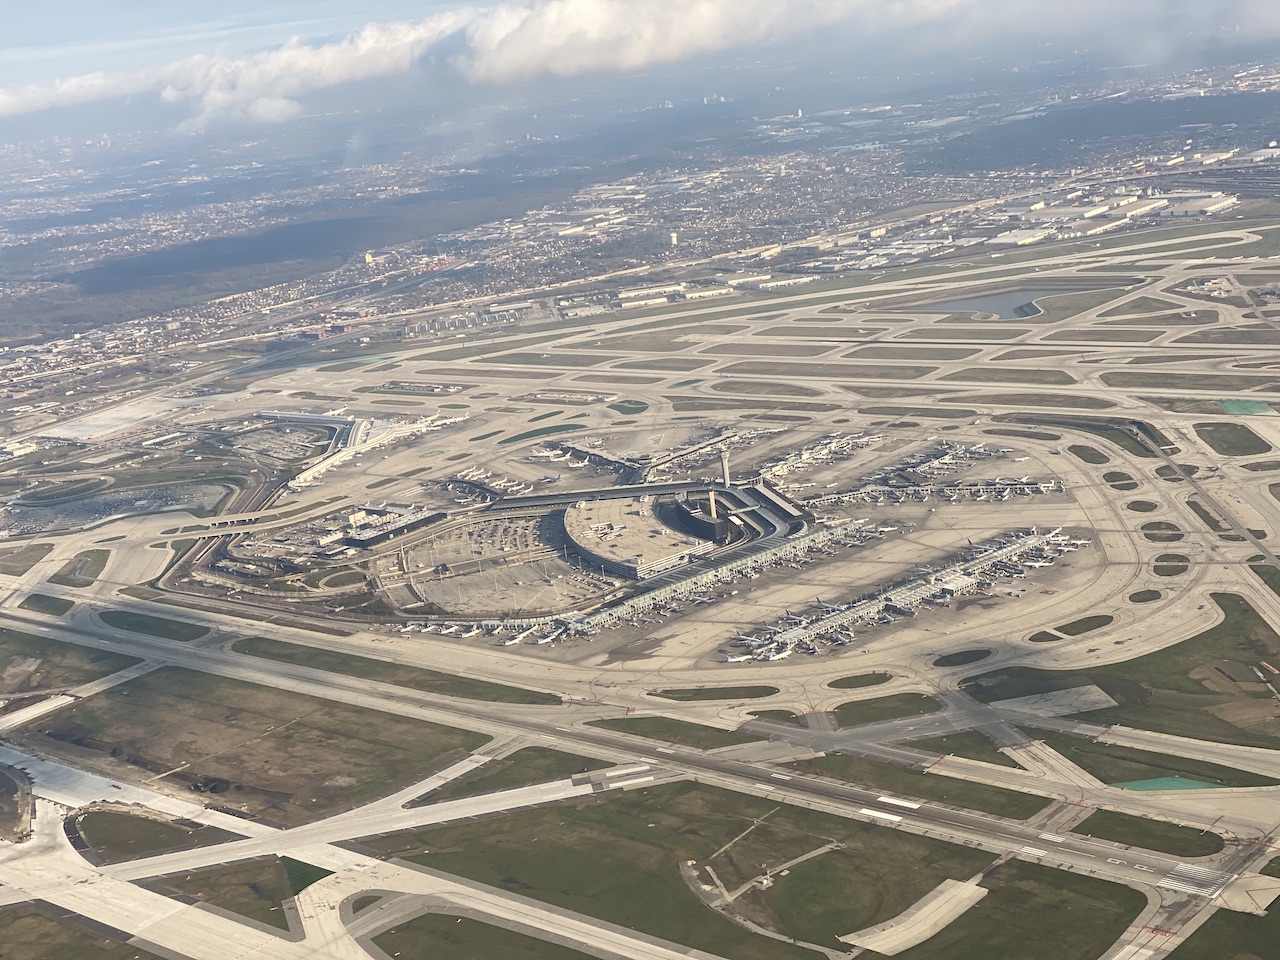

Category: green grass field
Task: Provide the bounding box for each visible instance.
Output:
[1068,444,1110,464]
[1034,731,1276,789]
[586,717,759,750]
[21,667,488,825]
[891,860,1145,960]
[790,754,1050,819]
[99,610,208,642]
[964,594,1280,748]
[498,424,584,445]
[158,859,294,930]
[48,549,110,587]
[0,627,140,694]
[1070,809,1224,858]
[369,782,994,958]
[1194,422,1272,458]
[0,907,167,960]
[233,636,560,705]
[77,810,240,864]
[834,693,941,728]
[429,748,611,802]
[1056,615,1114,636]
[907,731,1019,767]
[829,673,893,689]
[0,543,53,577]
[16,593,74,616]
[1169,891,1280,960]
[932,650,991,668]
[652,686,779,702]
[374,914,597,960]
[749,709,805,726]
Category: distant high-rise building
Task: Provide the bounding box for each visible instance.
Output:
[670,232,679,248]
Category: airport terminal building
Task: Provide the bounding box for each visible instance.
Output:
[562,496,715,579]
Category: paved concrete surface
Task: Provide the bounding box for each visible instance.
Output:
[840,877,987,954]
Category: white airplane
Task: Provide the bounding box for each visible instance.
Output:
[692,596,714,605]
[726,654,754,663]
[817,598,846,612]
[765,648,794,661]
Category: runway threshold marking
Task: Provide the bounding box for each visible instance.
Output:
[1158,864,1235,898]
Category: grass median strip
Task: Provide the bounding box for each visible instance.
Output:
[652,685,779,702]
[834,693,941,728]
[830,672,893,689]
[907,731,1020,768]
[233,636,561,705]
[427,747,611,803]
[99,609,208,642]
[587,716,760,750]
[16,593,74,617]
[1034,730,1277,788]
[374,914,599,960]
[1070,809,1224,858]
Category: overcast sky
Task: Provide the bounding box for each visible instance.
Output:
[2,1,1277,135]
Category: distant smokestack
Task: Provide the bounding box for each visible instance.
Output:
[720,450,731,488]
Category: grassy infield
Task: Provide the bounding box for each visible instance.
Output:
[367,781,1141,960]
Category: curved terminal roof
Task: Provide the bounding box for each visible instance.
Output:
[563,496,712,579]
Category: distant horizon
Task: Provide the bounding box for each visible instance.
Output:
[4,0,1280,140]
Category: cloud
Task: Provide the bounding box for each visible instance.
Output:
[0,8,478,126]
[457,0,917,83]
[1,0,1277,127]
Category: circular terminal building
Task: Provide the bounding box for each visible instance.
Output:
[562,496,714,580]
